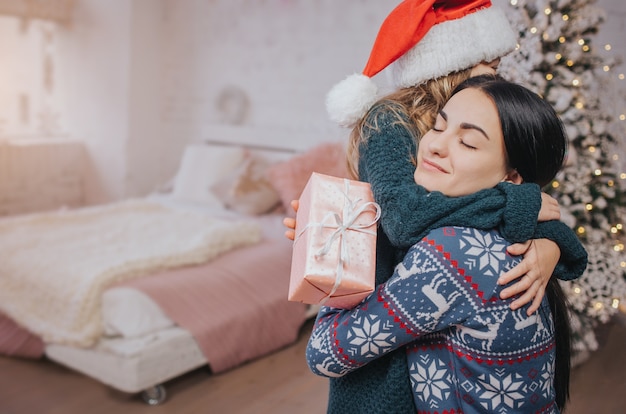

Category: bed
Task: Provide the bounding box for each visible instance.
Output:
[0,130,349,405]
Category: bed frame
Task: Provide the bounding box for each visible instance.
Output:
[47,303,319,405]
[46,327,204,404]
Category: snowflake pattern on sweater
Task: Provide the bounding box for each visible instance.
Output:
[307,226,560,414]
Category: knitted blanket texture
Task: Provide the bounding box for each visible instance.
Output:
[0,199,260,346]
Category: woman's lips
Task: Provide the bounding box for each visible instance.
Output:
[421,159,448,173]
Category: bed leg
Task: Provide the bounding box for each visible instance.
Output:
[141,384,167,405]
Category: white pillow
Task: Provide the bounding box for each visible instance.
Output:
[211,153,281,215]
[172,144,246,207]
[102,287,175,338]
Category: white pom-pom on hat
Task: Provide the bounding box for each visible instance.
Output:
[326,73,379,128]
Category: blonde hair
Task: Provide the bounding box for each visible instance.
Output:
[346,69,473,180]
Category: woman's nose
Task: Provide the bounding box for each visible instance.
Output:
[427,133,448,156]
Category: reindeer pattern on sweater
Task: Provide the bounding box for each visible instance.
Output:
[306,226,559,414]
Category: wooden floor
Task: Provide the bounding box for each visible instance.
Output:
[1,315,625,414]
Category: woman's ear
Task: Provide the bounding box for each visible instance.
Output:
[502,169,523,184]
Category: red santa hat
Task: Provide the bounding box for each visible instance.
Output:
[327,0,518,127]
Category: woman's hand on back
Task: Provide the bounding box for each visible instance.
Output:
[538,192,560,222]
[497,238,560,315]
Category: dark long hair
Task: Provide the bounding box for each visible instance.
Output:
[453,74,572,410]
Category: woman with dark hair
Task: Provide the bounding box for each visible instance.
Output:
[306,75,583,413]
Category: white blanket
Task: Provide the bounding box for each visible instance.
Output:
[0,199,261,346]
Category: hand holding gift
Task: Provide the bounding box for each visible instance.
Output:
[287,173,380,309]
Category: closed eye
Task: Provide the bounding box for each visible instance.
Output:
[459,139,477,150]
[432,112,446,132]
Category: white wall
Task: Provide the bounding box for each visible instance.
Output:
[65,0,397,202]
[47,0,134,203]
[126,0,167,198]
[153,0,396,194]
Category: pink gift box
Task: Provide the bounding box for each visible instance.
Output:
[288,172,380,309]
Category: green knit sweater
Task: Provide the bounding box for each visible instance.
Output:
[326,103,588,414]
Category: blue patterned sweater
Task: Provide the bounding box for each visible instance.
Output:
[324,102,587,413]
[308,226,560,414]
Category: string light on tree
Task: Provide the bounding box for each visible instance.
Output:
[500,0,626,367]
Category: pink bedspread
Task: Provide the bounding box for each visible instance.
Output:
[0,311,44,358]
[121,237,308,373]
[0,233,309,373]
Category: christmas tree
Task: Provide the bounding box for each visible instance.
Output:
[498,0,626,366]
